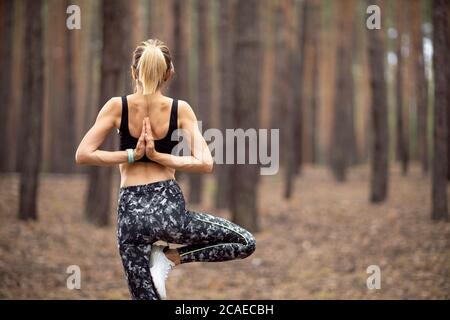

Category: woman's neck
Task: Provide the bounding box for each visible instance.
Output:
[135,85,163,98]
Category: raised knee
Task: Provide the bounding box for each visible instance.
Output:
[243,233,256,258]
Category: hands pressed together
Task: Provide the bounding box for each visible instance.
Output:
[133,117,157,161]
[127,116,212,173]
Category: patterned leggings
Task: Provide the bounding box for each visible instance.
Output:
[116,178,256,300]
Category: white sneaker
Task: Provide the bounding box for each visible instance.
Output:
[149,245,175,300]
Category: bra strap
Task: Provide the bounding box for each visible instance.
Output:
[120,96,129,133]
[168,98,178,135]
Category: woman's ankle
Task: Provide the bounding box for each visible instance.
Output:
[165,248,181,265]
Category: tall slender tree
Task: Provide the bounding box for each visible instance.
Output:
[171,0,189,183]
[309,0,320,164]
[447,0,450,183]
[348,12,358,165]
[366,0,389,203]
[395,0,409,175]
[172,0,190,102]
[18,0,44,220]
[447,3,450,183]
[0,0,13,172]
[121,0,136,95]
[7,1,25,173]
[431,0,448,221]
[411,0,429,174]
[259,0,276,131]
[85,0,129,226]
[82,0,102,135]
[215,0,235,209]
[293,0,307,175]
[283,0,297,199]
[60,0,77,173]
[189,0,212,204]
[43,0,68,173]
[270,1,287,160]
[230,0,261,232]
[330,0,355,182]
[271,0,296,198]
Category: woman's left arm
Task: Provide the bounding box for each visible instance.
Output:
[75,97,131,166]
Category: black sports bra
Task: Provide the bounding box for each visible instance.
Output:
[118,95,179,163]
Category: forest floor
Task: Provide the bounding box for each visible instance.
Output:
[0,164,449,299]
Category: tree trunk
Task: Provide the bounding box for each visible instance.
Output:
[0,0,13,172]
[411,0,429,174]
[43,0,67,173]
[348,16,358,165]
[448,0,450,182]
[259,1,276,131]
[171,0,190,183]
[309,0,320,164]
[283,0,296,199]
[330,0,355,182]
[189,0,212,204]
[270,2,286,165]
[82,0,102,135]
[215,0,235,209]
[230,0,261,232]
[292,0,307,175]
[60,0,77,173]
[172,0,190,101]
[395,0,409,175]
[271,0,295,198]
[366,0,389,203]
[431,0,448,221]
[18,0,44,220]
[85,0,128,226]
[121,0,135,95]
[82,15,95,133]
[446,0,450,183]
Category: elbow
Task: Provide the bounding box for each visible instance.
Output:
[200,153,214,173]
[203,161,214,173]
[75,149,89,165]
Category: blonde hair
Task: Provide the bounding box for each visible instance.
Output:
[131,39,173,95]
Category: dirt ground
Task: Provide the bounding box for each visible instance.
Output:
[0,164,449,299]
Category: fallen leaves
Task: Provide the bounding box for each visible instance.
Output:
[0,164,449,299]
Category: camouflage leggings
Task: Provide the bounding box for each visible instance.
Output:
[116,178,256,300]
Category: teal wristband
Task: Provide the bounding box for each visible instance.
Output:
[126,149,135,164]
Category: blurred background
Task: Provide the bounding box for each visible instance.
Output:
[0,0,449,299]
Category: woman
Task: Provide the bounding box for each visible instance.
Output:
[75,39,256,300]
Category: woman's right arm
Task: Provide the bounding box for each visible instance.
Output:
[75,97,145,166]
[146,100,214,173]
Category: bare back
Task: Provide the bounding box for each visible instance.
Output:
[76,90,212,179]
[117,93,178,187]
